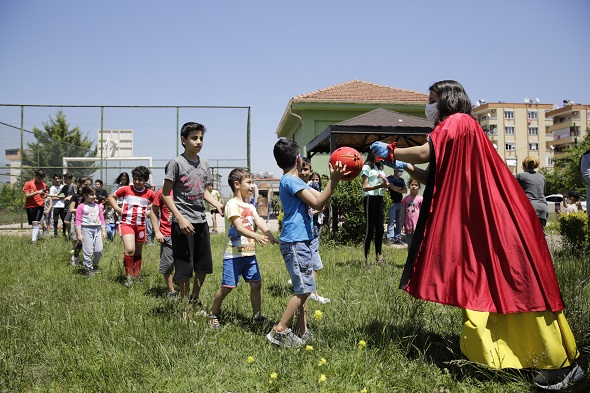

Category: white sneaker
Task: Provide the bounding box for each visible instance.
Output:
[287,279,293,286]
[309,293,331,304]
[71,255,80,266]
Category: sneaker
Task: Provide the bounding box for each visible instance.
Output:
[309,293,331,304]
[266,327,304,347]
[252,313,268,324]
[364,259,372,271]
[124,275,134,287]
[208,314,221,329]
[300,329,317,344]
[92,266,101,273]
[287,279,293,286]
[87,270,95,277]
[534,362,584,390]
[71,255,80,266]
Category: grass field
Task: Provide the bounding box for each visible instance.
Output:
[1,232,589,392]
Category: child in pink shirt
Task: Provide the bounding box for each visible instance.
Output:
[401,178,423,248]
[75,186,106,276]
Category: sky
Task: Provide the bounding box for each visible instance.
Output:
[1,0,589,195]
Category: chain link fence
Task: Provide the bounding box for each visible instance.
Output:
[0,105,250,228]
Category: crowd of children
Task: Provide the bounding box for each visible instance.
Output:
[21,110,584,389]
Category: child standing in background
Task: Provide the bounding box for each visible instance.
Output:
[401,178,422,248]
[75,186,106,276]
[108,166,155,286]
[102,195,117,241]
[23,169,48,244]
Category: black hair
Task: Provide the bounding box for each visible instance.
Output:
[95,179,103,186]
[77,176,91,186]
[34,169,45,178]
[273,138,300,170]
[365,150,381,170]
[180,122,206,146]
[568,191,580,200]
[81,185,96,195]
[53,173,62,180]
[114,172,130,186]
[63,172,73,180]
[228,168,253,191]
[301,156,312,167]
[428,80,476,125]
[131,166,151,182]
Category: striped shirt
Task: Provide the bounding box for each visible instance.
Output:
[114,185,155,226]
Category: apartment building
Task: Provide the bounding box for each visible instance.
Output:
[545,104,590,160]
[474,102,554,174]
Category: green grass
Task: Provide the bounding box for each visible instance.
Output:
[1,233,589,392]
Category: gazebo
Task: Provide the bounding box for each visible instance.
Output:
[306,108,433,156]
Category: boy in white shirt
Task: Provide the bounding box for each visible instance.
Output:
[208,168,278,328]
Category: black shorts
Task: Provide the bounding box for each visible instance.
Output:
[26,206,44,225]
[171,221,213,280]
[210,209,217,215]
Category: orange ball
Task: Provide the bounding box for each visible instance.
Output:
[329,147,364,181]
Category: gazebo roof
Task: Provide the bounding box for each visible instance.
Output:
[306,108,433,156]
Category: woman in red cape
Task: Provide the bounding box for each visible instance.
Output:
[371,80,582,390]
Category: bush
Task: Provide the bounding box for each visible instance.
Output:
[557,211,588,250]
[277,212,284,231]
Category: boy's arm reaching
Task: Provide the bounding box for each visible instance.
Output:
[253,215,279,244]
[230,215,269,246]
[296,161,347,211]
[149,205,165,243]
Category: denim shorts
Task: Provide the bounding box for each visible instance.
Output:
[280,240,315,295]
[221,255,261,287]
[310,236,323,271]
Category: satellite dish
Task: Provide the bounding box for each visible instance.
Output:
[487,113,492,117]
[524,98,532,103]
[493,143,498,149]
[478,99,486,104]
[550,145,555,150]
[535,98,541,103]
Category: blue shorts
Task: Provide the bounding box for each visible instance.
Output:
[280,240,315,295]
[221,255,261,288]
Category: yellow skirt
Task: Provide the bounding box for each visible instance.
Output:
[461,309,579,370]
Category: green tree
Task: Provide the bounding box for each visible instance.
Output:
[22,111,96,179]
[540,128,590,197]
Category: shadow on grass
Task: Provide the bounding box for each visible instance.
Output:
[266,283,293,299]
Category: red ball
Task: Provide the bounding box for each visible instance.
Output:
[329,147,364,181]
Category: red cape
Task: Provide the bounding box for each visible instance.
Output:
[400,114,565,314]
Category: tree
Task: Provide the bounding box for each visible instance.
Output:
[540,128,590,197]
[22,111,96,179]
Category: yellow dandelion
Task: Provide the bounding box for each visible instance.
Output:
[306,345,314,351]
[270,372,278,379]
[360,388,368,393]
[318,357,327,366]
[247,356,255,364]
[318,374,327,383]
[358,340,367,349]
[314,309,323,320]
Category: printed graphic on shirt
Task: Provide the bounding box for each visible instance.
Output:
[224,199,258,257]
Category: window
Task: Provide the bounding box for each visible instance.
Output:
[505,111,514,119]
[506,126,515,135]
[546,157,554,167]
[506,142,516,150]
[528,127,538,135]
[528,111,538,120]
[529,143,538,151]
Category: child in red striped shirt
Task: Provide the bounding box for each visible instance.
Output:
[108,166,155,286]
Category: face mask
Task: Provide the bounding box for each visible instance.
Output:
[425,102,439,122]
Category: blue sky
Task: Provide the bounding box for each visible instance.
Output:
[1,0,589,192]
